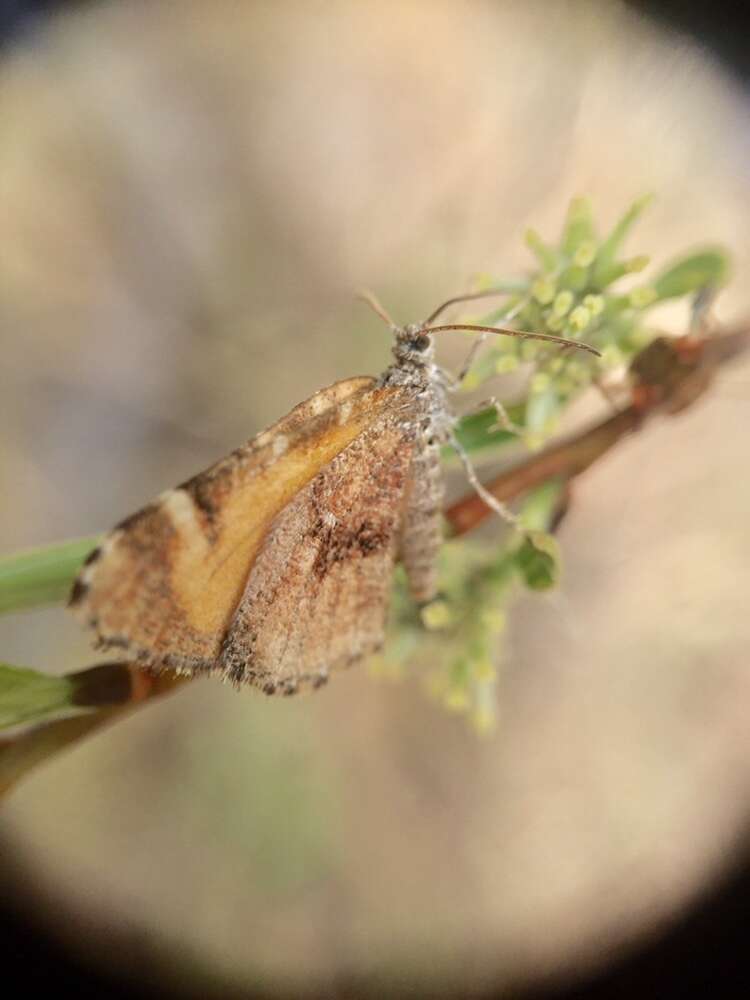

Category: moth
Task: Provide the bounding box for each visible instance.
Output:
[70,292,598,695]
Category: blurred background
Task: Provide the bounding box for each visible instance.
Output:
[1,1,749,997]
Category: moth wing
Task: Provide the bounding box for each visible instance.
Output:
[70,376,410,674]
[218,407,417,692]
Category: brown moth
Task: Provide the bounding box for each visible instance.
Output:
[69,293,599,695]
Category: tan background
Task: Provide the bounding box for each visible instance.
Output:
[1,1,749,995]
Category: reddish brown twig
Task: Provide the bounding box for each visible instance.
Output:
[445,328,749,537]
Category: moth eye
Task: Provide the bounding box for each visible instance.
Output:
[412,336,430,352]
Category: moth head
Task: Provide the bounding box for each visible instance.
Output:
[392,323,434,364]
[357,292,434,365]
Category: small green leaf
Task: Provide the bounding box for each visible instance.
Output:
[0,663,76,729]
[591,194,652,288]
[591,254,650,290]
[0,536,101,615]
[561,197,596,255]
[525,228,558,271]
[652,248,730,301]
[515,532,561,590]
[629,285,658,309]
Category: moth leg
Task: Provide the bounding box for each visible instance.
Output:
[460,395,523,436]
[453,332,489,386]
[448,432,520,529]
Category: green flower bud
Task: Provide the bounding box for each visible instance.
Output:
[531,371,551,393]
[532,276,556,305]
[573,241,596,267]
[545,314,565,332]
[568,305,591,331]
[552,290,575,317]
[421,599,454,630]
[582,293,605,316]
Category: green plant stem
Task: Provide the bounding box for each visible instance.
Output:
[0,536,100,615]
[0,669,185,795]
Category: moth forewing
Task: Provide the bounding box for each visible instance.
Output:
[70,377,406,682]
[217,404,419,692]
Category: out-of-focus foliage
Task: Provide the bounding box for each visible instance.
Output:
[455,196,730,451]
[389,198,730,731]
[376,481,564,734]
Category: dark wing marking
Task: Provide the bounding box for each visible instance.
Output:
[217,408,417,693]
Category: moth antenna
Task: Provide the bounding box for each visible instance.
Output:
[357,289,397,329]
[424,287,516,326]
[421,323,602,358]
